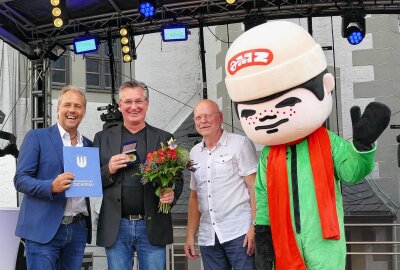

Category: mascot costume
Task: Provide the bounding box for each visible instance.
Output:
[224,21,391,270]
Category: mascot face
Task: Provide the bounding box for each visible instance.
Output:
[225,20,335,146]
[237,73,334,146]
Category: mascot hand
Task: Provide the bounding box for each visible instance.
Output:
[254,225,274,270]
[351,102,391,151]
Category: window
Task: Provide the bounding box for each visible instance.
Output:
[51,55,69,87]
[85,42,121,92]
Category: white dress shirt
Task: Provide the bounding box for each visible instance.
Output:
[57,123,89,217]
[190,130,258,246]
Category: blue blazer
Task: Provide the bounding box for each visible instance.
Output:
[14,124,92,244]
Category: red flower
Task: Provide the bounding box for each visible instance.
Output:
[156,156,166,163]
[158,149,165,156]
[147,152,155,162]
[137,139,194,214]
[166,148,178,160]
[165,148,174,157]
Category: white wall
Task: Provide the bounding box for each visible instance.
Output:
[0,40,20,207]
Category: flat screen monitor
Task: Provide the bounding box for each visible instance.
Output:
[73,36,99,54]
[161,25,188,42]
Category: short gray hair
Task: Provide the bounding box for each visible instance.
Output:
[58,85,87,108]
[118,80,149,101]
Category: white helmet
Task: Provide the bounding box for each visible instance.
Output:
[225,20,327,102]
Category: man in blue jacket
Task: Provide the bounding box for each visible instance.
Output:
[14,85,92,270]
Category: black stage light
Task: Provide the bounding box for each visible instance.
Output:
[44,42,66,61]
[342,12,365,45]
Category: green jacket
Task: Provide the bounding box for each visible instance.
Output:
[255,130,376,229]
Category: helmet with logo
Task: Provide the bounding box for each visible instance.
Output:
[225,21,327,102]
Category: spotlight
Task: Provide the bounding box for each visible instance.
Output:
[50,0,66,28]
[226,0,236,4]
[342,12,365,45]
[73,36,99,54]
[119,26,137,62]
[0,130,18,159]
[161,24,189,42]
[44,42,66,61]
[139,0,156,18]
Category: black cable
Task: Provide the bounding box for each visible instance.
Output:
[330,16,340,137]
[226,24,234,133]
[206,26,232,44]
[129,60,133,80]
[135,34,145,49]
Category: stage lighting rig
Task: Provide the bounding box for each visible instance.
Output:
[73,36,99,54]
[44,42,66,61]
[0,132,18,158]
[139,0,156,18]
[0,110,18,159]
[119,26,136,62]
[50,0,67,28]
[342,12,365,45]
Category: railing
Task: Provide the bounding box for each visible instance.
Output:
[86,223,400,270]
[344,223,399,270]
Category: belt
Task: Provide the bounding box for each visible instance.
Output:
[122,214,144,221]
[61,213,86,225]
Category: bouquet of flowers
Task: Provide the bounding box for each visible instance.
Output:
[138,138,194,214]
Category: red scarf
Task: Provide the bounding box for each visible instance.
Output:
[267,127,340,270]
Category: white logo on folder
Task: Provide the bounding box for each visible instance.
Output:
[76,155,87,168]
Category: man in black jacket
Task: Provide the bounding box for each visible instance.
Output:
[93,80,183,270]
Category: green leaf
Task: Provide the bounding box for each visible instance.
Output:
[160,174,169,187]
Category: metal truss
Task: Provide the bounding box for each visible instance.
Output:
[31,59,51,129]
[2,0,400,57]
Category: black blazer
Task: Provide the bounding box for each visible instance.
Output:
[93,123,183,247]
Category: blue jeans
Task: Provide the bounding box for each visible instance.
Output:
[25,220,88,270]
[200,234,255,270]
[105,219,166,270]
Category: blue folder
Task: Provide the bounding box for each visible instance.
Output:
[63,146,103,197]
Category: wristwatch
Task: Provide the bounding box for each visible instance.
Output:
[251,219,256,225]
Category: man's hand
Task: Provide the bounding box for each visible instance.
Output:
[243,224,255,256]
[184,237,199,260]
[51,172,74,193]
[108,153,129,175]
[160,189,174,204]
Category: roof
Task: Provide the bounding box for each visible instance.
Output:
[2,1,400,59]
[343,179,397,223]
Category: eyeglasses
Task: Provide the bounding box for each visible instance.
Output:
[121,99,147,106]
[194,112,220,121]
